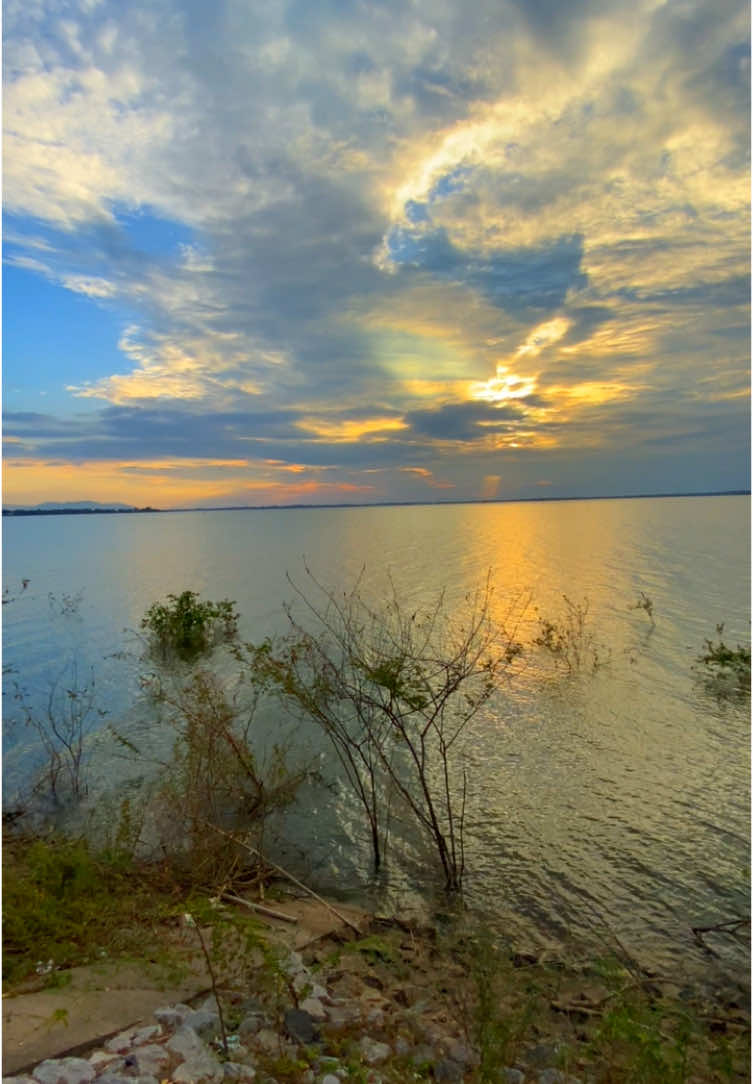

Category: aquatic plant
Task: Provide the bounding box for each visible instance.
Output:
[12,661,106,807]
[695,624,750,696]
[532,595,607,673]
[141,590,239,661]
[131,669,311,889]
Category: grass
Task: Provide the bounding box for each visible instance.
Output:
[2,831,183,988]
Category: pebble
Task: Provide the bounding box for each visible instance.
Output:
[358,1037,391,1065]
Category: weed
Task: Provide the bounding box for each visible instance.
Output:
[46,1008,70,1029]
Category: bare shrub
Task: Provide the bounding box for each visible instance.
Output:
[249,569,525,891]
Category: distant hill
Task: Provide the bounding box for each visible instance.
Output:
[5,501,136,511]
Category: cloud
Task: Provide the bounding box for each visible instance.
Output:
[2,0,749,506]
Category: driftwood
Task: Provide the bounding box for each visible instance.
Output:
[204,821,362,935]
[221,892,298,924]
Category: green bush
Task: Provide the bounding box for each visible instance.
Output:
[141,590,238,661]
[695,624,750,696]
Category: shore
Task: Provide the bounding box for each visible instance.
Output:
[3,886,750,1084]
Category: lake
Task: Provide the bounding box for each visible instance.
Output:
[3,495,750,989]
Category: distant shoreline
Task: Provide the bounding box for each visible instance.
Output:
[3,489,749,516]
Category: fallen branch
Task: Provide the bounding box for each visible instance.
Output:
[203,821,362,935]
[221,892,298,925]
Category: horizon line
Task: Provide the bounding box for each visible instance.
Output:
[4,488,750,516]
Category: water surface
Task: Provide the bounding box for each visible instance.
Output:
[3,495,750,986]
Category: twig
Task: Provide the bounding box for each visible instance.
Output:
[188,917,229,1057]
[692,916,750,951]
[221,892,299,924]
[692,917,750,936]
[203,821,362,934]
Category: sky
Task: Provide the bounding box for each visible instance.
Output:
[2,0,750,509]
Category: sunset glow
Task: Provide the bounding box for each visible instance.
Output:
[3,0,748,508]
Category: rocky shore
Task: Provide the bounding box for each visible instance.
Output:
[2,940,582,1084]
[3,890,748,1084]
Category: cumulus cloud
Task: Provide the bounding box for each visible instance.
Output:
[2,0,749,505]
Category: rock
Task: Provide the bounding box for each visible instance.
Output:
[447,1040,478,1069]
[434,1058,464,1081]
[358,1037,391,1065]
[104,1025,161,1054]
[500,1071,525,1084]
[283,1008,319,1044]
[197,996,221,1014]
[537,1073,582,1084]
[167,1030,223,1084]
[4,1078,36,1084]
[184,1009,221,1039]
[87,1052,123,1072]
[254,1028,282,1055]
[324,1003,360,1029]
[238,1011,266,1039]
[523,1044,560,1068]
[299,997,327,1022]
[222,1064,257,1081]
[154,1004,193,1031]
[96,1076,158,1084]
[173,1056,224,1084]
[320,1076,340,1084]
[130,1044,171,1076]
[281,951,305,976]
[32,1059,95,1084]
[166,1023,208,1057]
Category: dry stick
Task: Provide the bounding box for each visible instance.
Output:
[204,821,362,934]
[221,891,299,925]
[189,917,229,1056]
